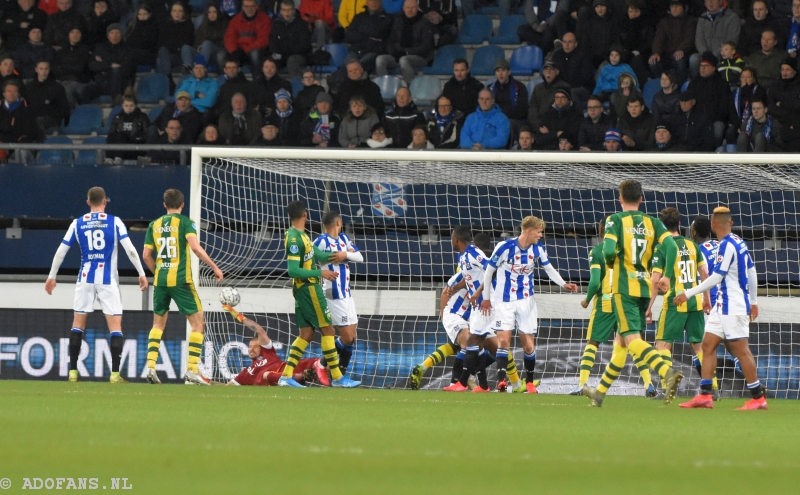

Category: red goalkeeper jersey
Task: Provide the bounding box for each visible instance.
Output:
[231,344,286,385]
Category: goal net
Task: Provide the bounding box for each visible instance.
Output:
[191,149,800,398]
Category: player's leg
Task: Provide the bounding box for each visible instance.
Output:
[411,314,463,389]
[335,323,357,372]
[654,305,677,367]
[450,329,468,384]
[279,286,322,387]
[446,333,485,391]
[480,333,522,392]
[685,312,719,390]
[308,287,360,388]
[97,284,126,384]
[681,320,723,408]
[629,337,655,397]
[582,332,628,407]
[320,298,358,373]
[145,286,173,384]
[321,323,361,387]
[517,297,539,393]
[68,282,97,382]
[170,284,207,385]
[721,315,767,410]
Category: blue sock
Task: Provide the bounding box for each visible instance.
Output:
[700,378,713,394]
[747,380,764,399]
[524,351,536,381]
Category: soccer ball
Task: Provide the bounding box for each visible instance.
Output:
[219,287,240,307]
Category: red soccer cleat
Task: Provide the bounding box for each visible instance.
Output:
[314,359,331,387]
[496,379,508,392]
[525,381,539,394]
[444,382,470,392]
[679,394,714,409]
[736,397,768,410]
[472,386,490,393]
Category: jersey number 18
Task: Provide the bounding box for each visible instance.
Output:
[83,230,106,250]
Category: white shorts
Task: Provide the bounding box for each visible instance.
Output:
[492,297,538,335]
[328,297,358,327]
[705,313,750,341]
[74,282,122,315]
[469,309,496,337]
[442,313,469,344]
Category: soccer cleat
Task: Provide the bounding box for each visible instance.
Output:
[184,371,210,386]
[331,376,361,388]
[443,382,469,392]
[525,380,540,394]
[315,360,331,387]
[472,385,491,393]
[510,379,527,394]
[679,394,714,408]
[467,374,477,390]
[145,368,161,385]
[736,396,768,411]
[582,386,605,407]
[496,378,509,393]
[661,368,683,404]
[109,374,128,384]
[711,389,721,402]
[68,370,78,382]
[645,383,657,398]
[569,385,586,396]
[409,365,424,390]
[278,376,306,388]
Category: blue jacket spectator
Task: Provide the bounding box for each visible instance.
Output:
[175,55,219,113]
[593,46,639,96]
[460,89,510,149]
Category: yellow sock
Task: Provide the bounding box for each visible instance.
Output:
[187,332,204,373]
[630,349,653,388]
[321,336,342,381]
[597,343,627,394]
[507,356,521,384]
[422,343,455,370]
[659,348,673,367]
[627,338,670,379]
[579,344,598,387]
[696,351,719,389]
[146,328,163,369]
[282,337,309,378]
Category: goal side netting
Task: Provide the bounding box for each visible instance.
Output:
[190,149,800,398]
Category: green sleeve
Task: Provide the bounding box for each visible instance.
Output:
[585,246,603,303]
[287,259,322,279]
[602,215,620,266]
[313,244,331,263]
[184,216,198,237]
[660,235,677,279]
[651,244,665,273]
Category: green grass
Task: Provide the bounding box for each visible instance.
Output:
[1,381,798,494]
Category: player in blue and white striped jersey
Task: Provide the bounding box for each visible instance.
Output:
[471,216,578,393]
[312,210,363,384]
[677,207,767,410]
[44,187,148,384]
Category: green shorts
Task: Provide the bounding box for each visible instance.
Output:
[153,284,202,316]
[656,307,705,343]
[294,284,332,329]
[587,308,616,343]
[613,293,649,336]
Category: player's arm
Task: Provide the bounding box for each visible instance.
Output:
[142,246,156,274]
[602,218,619,266]
[583,263,602,309]
[439,286,450,321]
[45,220,77,294]
[444,272,465,297]
[345,236,364,263]
[186,234,223,282]
[747,257,759,321]
[646,245,665,322]
[538,245,578,292]
[676,243,728,305]
[697,260,712,313]
[115,217,148,290]
[657,231,677,279]
[313,243,346,263]
[223,304,271,346]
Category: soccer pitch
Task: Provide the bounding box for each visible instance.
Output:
[1,382,798,494]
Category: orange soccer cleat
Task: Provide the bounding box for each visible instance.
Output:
[444,382,470,392]
[496,378,508,392]
[679,394,714,409]
[472,386,490,393]
[736,397,768,410]
[314,360,331,387]
[525,381,539,394]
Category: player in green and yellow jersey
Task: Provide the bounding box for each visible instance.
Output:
[646,207,717,391]
[142,189,223,385]
[573,218,655,397]
[582,180,683,406]
[278,200,361,388]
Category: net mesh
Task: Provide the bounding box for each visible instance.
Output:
[195,154,800,397]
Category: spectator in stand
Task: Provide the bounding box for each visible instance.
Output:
[299,0,335,48]
[333,58,384,118]
[788,0,800,58]
[335,0,366,43]
[156,1,194,92]
[294,69,324,118]
[188,2,230,71]
[672,90,716,150]
[85,0,118,48]
[486,58,528,130]
[174,55,218,114]
[149,0,184,24]
[345,0,392,74]
[649,0,696,84]
[425,94,463,148]
[1,0,47,52]
[687,51,731,146]
[214,58,255,122]
[407,124,431,149]
[550,32,594,106]
[383,86,424,148]
[593,45,639,101]
[576,0,619,68]
[534,88,581,150]
[262,88,300,145]
[740,0,787,57]
[149,118,186,164]
[461,0,512,17]
[124,5,160,69]
[51,27,90,108]
[338,94,379,147]
[690,0,740,79]
[648,121,685,151]
[251,122,283,146]
[518,0,558,55]
[105,90,149,162]
[223,0,271,71]
[0,80,39,148]
[578,94,612,150]
[219,91,262,144]
[270,0,312,77]
[745,29,787,88]
[717,40,744,89]
[512,126,535,150]
[253,56,292,113]
[651,70,681,123]
[617,94,654,150]
[78,23,130,104]
[602,127,623,151]
[730,67,766,140]
[196,124,226,144]
[298,91,340,147]
[528,59,571,128]
[366,121,392,147]
[767,57,800,150]
[619,0,652,85]
[460,88,510,149]
[149,90,203,143]
[737,97,782,151]
[608,71,639,123]
[43,0,86,52]
[442,58,483,115]
[23,60,67,133]
[376,0,434,83]
[13,26,51,80]
[0,56,21,88]
[418,0,457,47]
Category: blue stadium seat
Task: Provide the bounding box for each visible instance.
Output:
[489,15,527,44]
[290,76,303,98]
[148,105,164,122]
[383,0,403,13]
[681,80,689,92]
[76,136,106,164]
[137,73,170,104]
[98,105,122,135]
[409,76,442,107]
[193,14,203,29]
[316,43,348,73]
[62,105,102,135]
[422,44,467,75]
[642,78,661,109]
[456,15,493,44]
[36,136,74,164]
[509,45,543,76]
[526,76,543,95]
[470,45,505,76]
[373,75,405,103]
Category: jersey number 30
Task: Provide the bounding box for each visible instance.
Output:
[677,260,695,284]
[156,237,177,259]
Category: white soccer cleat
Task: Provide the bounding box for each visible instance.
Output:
[146,368,161,385]
[184,371,209,386]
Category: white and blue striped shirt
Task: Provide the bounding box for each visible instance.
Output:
[713,234,754,315]
[487,239,550,303]
[452,244,490,305]
[699,239,720,306]
[61,212,128,285]
[445,272,472,320]
[314,232,360,300]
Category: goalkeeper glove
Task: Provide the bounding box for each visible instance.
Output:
[223,304,245,322]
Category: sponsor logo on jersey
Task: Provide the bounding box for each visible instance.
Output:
[290,244,299,254]
[678,246,693,257]
[626,222,654,236]
[510,265,533,275]
[154,225,178,234]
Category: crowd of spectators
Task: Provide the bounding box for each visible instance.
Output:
[1,0,798,159]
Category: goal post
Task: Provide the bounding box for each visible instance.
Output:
[190,148,800,397]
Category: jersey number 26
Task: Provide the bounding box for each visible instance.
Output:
[156,237,177,259]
